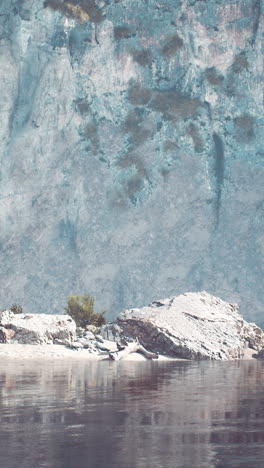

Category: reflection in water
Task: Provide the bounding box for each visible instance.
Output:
[1,359,264,468]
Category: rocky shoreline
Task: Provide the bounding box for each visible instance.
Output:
[1,292,264,361]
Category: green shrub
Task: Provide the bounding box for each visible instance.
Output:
[10,304,23,314]
[64,295,107,328]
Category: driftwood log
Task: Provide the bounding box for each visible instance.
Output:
[109,338,159,361]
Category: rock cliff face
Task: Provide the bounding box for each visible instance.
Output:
[0,1,263,320]
[102,292,264,360]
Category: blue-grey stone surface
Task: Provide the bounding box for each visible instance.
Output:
[0,0,263,321]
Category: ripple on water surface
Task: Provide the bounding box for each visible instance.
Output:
[1,359,264,468]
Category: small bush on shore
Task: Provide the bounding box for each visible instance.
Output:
[64,295,107,328]
[10,304,23,314]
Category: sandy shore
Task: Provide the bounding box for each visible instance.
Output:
[0,344,179,361]
[0,344,257,361]
[0,344,101,360]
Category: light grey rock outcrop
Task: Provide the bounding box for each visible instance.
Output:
[71,327,117,353]
[102,292,264,360]
[0,311,76,345]
[70,341,84,349]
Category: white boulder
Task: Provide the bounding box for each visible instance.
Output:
[0,311,76,345]
[102,292,264,360]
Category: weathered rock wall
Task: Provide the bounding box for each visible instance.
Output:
[0,1,263,321]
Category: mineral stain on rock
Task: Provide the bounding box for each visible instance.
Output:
[251,0,261,40]
[149,89,202,121]
[187,123,204,153]
[212,132,225,226]
[232,52,249,73]
[205,67,224,86]
[234,114,255,142]
[131,49,152,67]
[44,0,104,23]
[0,0,263,324]
[127,85,152,106]
[161,33,184,57]
[83,122,100,153]
[114,25,136,40]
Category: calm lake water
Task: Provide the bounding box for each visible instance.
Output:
[1,358,264,468]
